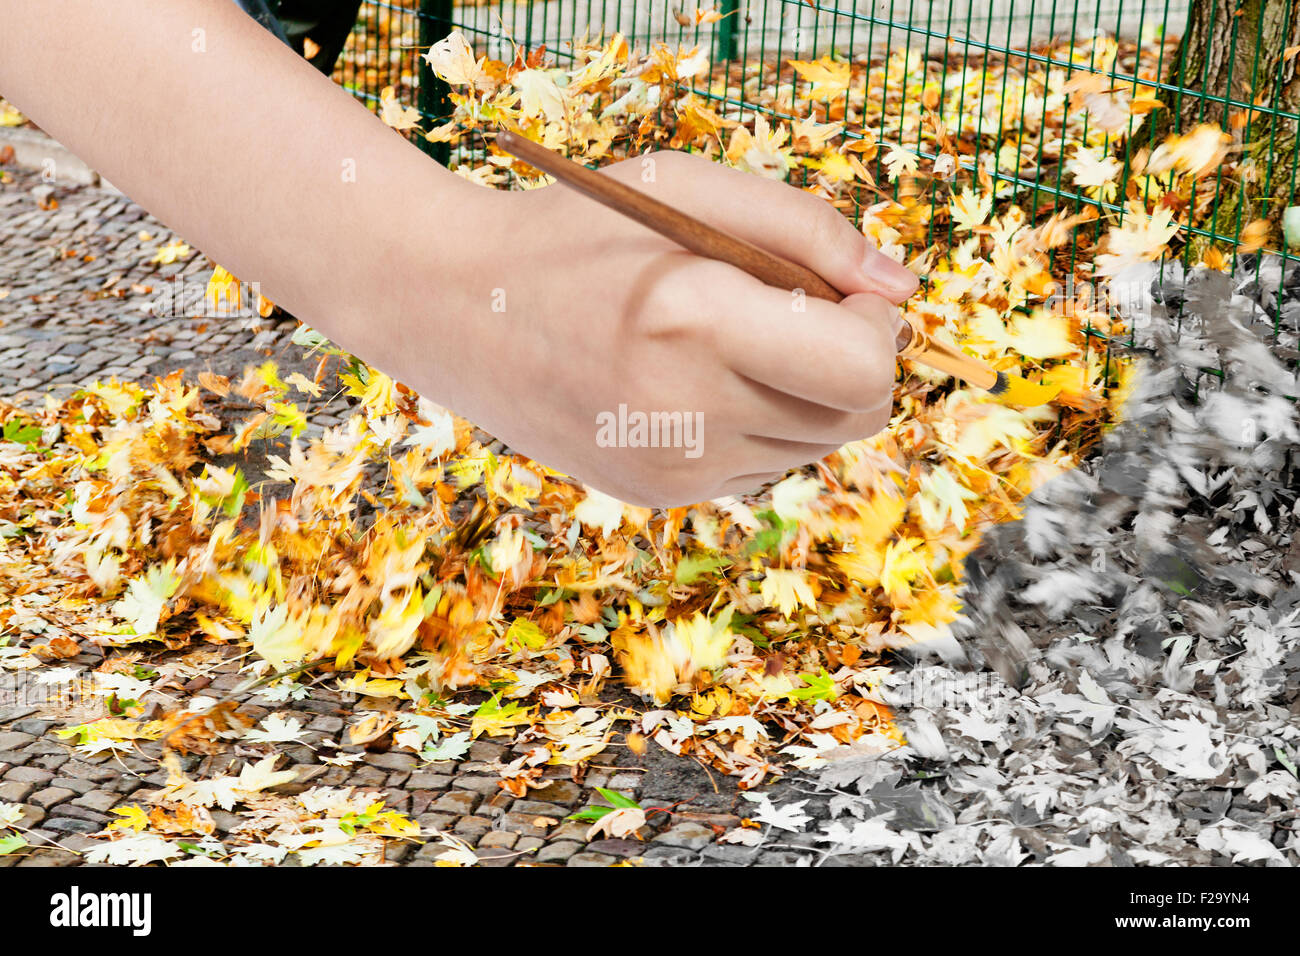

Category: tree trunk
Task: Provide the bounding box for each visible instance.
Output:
[1160,0,1300,243]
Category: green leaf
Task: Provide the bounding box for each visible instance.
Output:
[0,833,28,855]
[789,668,839,702]
[2,418,42,447]
[674,552,731,585]
[567,805,613,823]
[1276,746,1299,779]
[595,787,642,810]
[505,618,548,653]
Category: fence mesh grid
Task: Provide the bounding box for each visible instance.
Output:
[330,0,1299,392]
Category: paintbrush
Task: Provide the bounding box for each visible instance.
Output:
[496,131,1060,406]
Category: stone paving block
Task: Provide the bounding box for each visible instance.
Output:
[566,851,617,867]
[449,774,502,796]
[0,732,36,750]
[11,803,45,830]
[48,804,109,825]
[509,799,568,818]
[407,790,443,816]
[536,840,583,864]
[48,776,95,796]
[363,751,418,773]
[451,815,492,842]
[528,779,582,805]
[478,831,518,850]
[514,836,544,855]
[384,842,415,863]
[407,771,453,790]
[59,760,119,783]
[641,845,700,865]
[29,786,76,810]
[586,838,645,858]
[497,812,550,838]
[755,850,813,866]
[44,816,101,834]
[0,780,36,803]
[415,812,458,833]
[700,844,762,865]
[429,790,479,815]
[548,821,590,842]
[652,822,716,850]
[5,766,54,786]
[468,740,505,762]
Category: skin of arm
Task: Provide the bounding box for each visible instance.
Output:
[0,0,920,507]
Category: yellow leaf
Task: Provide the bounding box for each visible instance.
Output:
[108,805,150,833]
[789,56,851,99]
[379,86,422,130]
[150,240,190,265]
[760,568,816,617]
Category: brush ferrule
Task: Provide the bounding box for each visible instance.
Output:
[896,320,999,390]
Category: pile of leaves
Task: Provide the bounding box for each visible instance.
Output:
[739,257,1299,867]
[0,24,1284,863]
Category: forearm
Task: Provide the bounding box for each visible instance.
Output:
[0,0,484,392]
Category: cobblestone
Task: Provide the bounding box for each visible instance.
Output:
[29,787,76,810]
[0,152,789,868]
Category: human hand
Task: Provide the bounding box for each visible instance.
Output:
[396,149,919,508]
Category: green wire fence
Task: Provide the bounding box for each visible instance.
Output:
[329,0,1300,388]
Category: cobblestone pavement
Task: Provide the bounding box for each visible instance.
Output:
[0,165,306,405]
[0,154,821,867]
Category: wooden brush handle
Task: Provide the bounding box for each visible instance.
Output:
[496,130,996,388]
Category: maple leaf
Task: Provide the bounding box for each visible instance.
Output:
[742,792,811,832]
[789,55,851,100]
[727,115,792,179]
[112,560,180,637]
[402,409,456,456]
[1067,146,1123,188]
[422,731,472,761]
[880,538,926,602]
[379,86,422,131]
[883,144,919,180]
[470,695,534,738]
[248,603,305,672]
[84,834,182,866]
[1146,123,1232,179]
[951,188,992,233]
[574,486,625,536]
[423,31,485,88]
[760,568,815,616]
[237,754,298,794]
[1094,205,1179,276]
[917,466,980,533]
[703,715,770,741]
[368,585,426,661]
[0,833,28,856]
[514,69,567,123]
[1004,310,1078,360]
[243,714,307,745]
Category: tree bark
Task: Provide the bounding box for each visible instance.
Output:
[1159,0,1300,242]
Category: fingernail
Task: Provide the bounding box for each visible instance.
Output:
[862,246,919,299]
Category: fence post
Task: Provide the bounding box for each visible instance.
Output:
[418,0,454,165]
[717,0,742,62]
